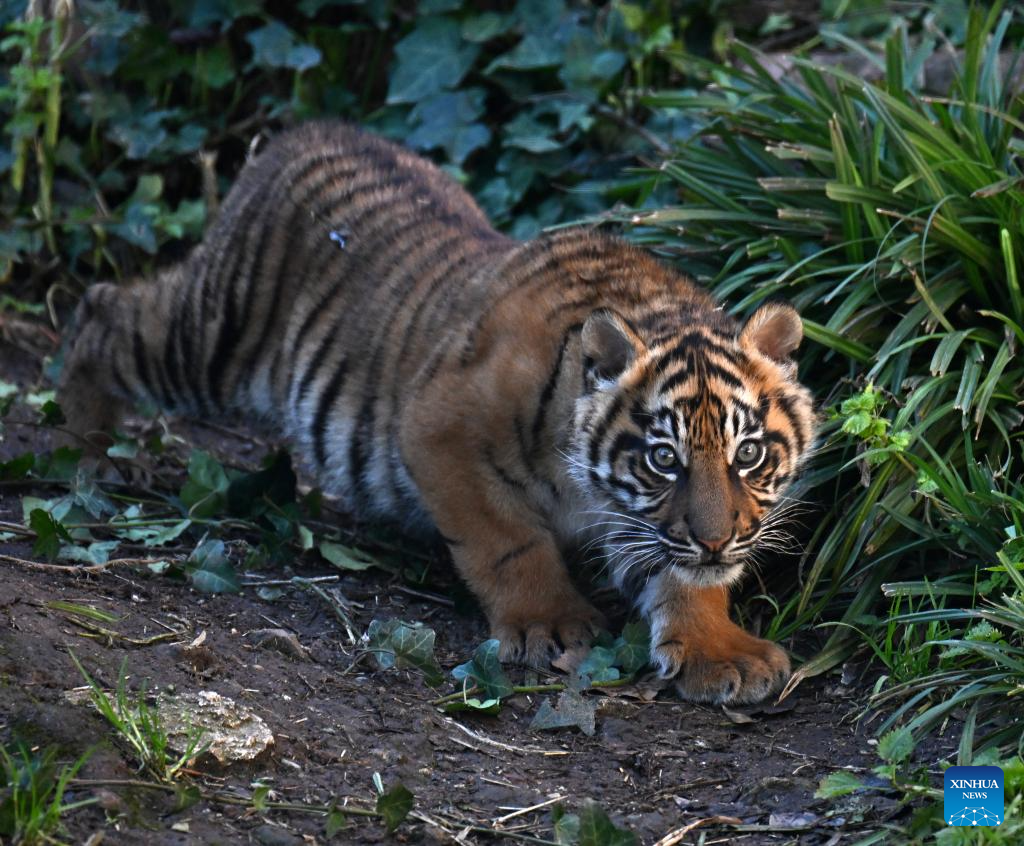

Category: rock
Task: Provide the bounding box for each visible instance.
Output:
[157,690,274,765]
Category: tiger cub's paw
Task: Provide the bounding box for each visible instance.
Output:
[654,632,791,705]
[492,597,605,668]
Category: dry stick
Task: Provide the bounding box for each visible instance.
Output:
[443,718,569,757]
[431,676,633,706]
[652,815,744,846]
[295,577,358,643]
[0,553,170,573]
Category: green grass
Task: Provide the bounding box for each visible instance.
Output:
[0,743,94,845]
[71,654,205,783]
[624,0,1024,766]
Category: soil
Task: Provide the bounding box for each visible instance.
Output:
[0,335,944,845]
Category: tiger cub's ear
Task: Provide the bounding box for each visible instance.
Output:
[581,309,646,384]
[740,303,803,367]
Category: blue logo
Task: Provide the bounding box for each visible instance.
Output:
[944,766,1003,826]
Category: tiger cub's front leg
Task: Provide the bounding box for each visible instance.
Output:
[402,406,604,666]
[643,573,791,705]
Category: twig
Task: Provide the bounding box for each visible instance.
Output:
[431,677,633,706]
[241,575,339,588]
[443,717,569,757]
[493,795,564,825]
[295,577,358,644]
[393,584,455,607]
[0,553,172,573]
[653,816,743,846]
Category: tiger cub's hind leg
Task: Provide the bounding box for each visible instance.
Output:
[57,283,135,458]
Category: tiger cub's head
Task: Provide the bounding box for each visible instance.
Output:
[570,302,817,592]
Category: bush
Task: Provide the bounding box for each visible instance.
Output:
[629,3,1024,755]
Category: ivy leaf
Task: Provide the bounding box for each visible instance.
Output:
[30,508,72,561]
[461,12,513,43]
[226,450,296,517]
[194,44,235,88]
[366,619,444,686]
[180,450,230,519]
[186,538,240,594]
[35,447,81,482]
[576,646,620,683]
[406,89,491,165]
[375,783,414,832]
[38,399,65,427]
[325,804,346,837]
[451,639,514,700]
[319,540,382,571]
[59,540,120,566]
[814,771,864,799]
[486,32,562,72]
[577,801,636,846]
[387,17,480,104]
[503,112,561,154]
[530,688,596,736]
[246,22,322,71]
[0,452,35,481]
[552,805,580,845]
[613,620,650,674]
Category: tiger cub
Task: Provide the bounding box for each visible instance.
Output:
[59,121,816,704]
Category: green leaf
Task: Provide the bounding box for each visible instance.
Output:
[246,22,322,71]
[814,770,865,799]
[29,508,72,561]
[319,540,381,571]
[186,538,240,594]
[530,688,596,736]
[59,540,119,566]
[387,17,480,104]
[180,450,230,519]
[553,805,581,845]
[442,696,501,715]
[577,646,620,683]
[451,639,514,700]
[325,805,346,837]
[407,89,491,165]
[375,783,414,832]
[38,400,65,427]
[877,726,915,764]
[226,450,296,517]
[613,621,650,674]
[366,619,444,686]
[577,801,636,846]
[0,452,34,481]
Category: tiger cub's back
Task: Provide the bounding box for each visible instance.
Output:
[60,122,515,520]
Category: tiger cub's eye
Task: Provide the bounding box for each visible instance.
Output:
[648,445,679,471]
[735,439,765,468]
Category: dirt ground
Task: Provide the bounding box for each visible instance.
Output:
[0,336,946,845]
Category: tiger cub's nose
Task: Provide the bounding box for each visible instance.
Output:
[691,531,729,552]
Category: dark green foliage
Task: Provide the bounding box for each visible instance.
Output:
[629,2,1024,774]
[365,618,444,686]
[0,0,700,292]
[375,782,414,833]
[450,637,514,700]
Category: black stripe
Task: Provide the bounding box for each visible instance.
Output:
[529,324,581,446]
[492,539,539,571]
[312,358,349,466]
[771,391,808,453]
[588,394,624,466]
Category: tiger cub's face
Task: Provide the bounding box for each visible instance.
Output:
[571,304,816,593]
